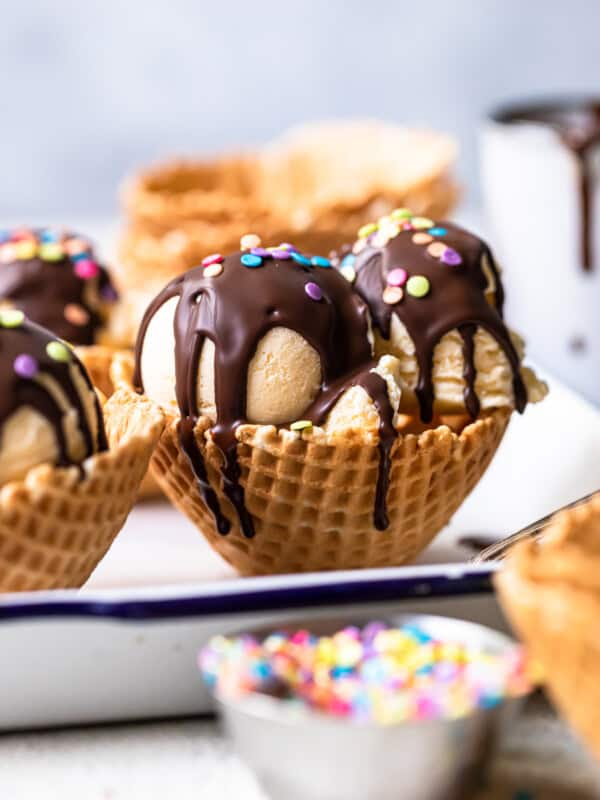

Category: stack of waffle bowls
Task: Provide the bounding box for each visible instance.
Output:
[118,122,458,300]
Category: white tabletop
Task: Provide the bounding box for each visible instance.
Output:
[1,699,600,799]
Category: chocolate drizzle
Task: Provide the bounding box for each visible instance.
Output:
[134,251,390,537]
[0,229,118,345]
[494,100,600,271]
[0,319,107,469]
[352,222,527,423]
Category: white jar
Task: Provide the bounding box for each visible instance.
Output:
[481,100,600,404]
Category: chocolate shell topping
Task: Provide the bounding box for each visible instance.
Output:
[0,228,118,345]
[0,314,107,469]
[134,246,395,538]
[493,100,600,271]
[347,216,527,423]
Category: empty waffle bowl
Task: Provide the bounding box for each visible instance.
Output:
[200,614,532,800]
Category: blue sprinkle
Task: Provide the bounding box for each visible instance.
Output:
[251,662,272,680]
[428,227,447,237]
[416,664,434,676]
[40,229,59,242]
[241,253,263,268]
[331,666,353,679]
[341,253,356,267]
[291,251,312,267]
[71,251,90,261]
[403,625,432,644]
[0,231,10,243]
[311,255,331,268]
[480,694,502,709]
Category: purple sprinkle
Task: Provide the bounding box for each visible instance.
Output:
[251,247,270,257]
[271,249,291,259]
[441,247,462,266]
[101,284,118,302]
[14,353,38,379]
[304,281,323,302]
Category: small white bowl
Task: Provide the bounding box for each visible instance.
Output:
[208,613,529,800]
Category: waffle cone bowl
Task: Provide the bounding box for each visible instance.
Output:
[495,495,600,759]
[0,388,164,593]
[119,122,458,295]
[113,329,507,576]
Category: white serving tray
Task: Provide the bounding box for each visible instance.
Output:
[1,371,599,731]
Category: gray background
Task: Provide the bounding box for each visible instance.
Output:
[1,0,597,217]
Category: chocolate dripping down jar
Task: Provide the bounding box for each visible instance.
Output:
[481,97,600,404]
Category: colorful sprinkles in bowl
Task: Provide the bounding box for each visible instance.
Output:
[200,622,535,725]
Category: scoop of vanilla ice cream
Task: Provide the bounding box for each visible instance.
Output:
[324,355,402,436]
[0,321,105,486]
[0,365,102,485]
[374,316,547,414]
[140,298,323,424]
[139,297,403,433]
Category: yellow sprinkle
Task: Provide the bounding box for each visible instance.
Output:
[203,263,223,278]
[15,241,37,260]
[0,308,24,327]
[46,340,71,362]
[411,216,435,230]
[39,243,64,262]
[390,208,412,220]
[240,233,261,250]
[290,420,312,432]
[358,222,378,238]
[406,275,431,298]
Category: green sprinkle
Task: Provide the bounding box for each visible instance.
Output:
[390,208,412,220]
[358,222,378,238]
[290,420,313,432]
[46,341,71,362]
[406,275,430,298]
[39,243,64,262]
[0,308,25,328]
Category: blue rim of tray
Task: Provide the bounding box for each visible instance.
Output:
[0,563,497,621]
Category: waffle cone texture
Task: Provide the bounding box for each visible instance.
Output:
[75,344,163,501]
[496,495,600,760]
[121,335,508,575]
[0,388,164,592]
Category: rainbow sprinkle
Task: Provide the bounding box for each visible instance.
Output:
[348,209,466,307]
[199,622,535,725]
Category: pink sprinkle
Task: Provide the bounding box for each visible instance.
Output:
[202,253,224,267]
[74,260,99,279]
[387,268,408,287]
